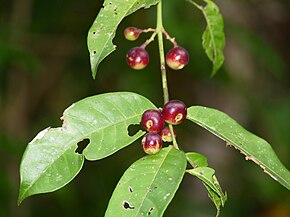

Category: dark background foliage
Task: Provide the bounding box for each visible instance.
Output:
[0,0,290,216]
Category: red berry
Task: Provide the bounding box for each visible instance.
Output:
[141,109,164,133]
[162,100,187,125]
[124,27,141,41]
[166,46,189,70]
[126,47,149,70]
[160,127,176,142]
[142,132,162,154]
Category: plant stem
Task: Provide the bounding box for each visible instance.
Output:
[156,1,169,104]
[156,1,179,150]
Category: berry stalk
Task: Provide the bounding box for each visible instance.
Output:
[156,1,179,150]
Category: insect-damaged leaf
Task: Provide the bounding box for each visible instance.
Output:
[87,0,159,78]
[105,146,187,217]
[187,106,290,190]
[18,92,156,204]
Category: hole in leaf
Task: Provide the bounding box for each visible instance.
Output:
[129,186,133,193]
[127,123,143,136]
[147,207,154,215]
[123,201,134,209]
[75,139,90,154]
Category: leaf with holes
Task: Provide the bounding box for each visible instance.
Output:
[18,92,156,204]
[105,146,187,217]
[187,106,290,190]
[87,0,159,78]
[188,0,225,76]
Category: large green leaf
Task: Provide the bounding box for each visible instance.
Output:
[87,0,159,78]
[105,146,187,217]
[188,0,225,76]
[18,92,156,204]
[187,106,290,190]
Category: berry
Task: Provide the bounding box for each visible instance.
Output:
[126,47,149,70]
[124,27,141,41]
[166,46,189,70]
[162,100,187,125]
[142,132,163,154]
[160,127,176,142]
[141,109,164,133]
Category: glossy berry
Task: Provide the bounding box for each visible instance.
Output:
[124,27,141,41]
[160,127,176,142]
[126,47,149,70]
[142,132,163,155]
[162,100,187,125]
[141,109,164,133]
[166,46,189,70]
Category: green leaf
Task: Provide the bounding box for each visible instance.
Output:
[187,167,226,201]
[203,183,224,217]
[187,106,290,190]
[105,146,187,217]
[18,92,156,204]
[87,0,159,78]
[187,166,226,217]
[186,152,208,168]
[188,0,225,76]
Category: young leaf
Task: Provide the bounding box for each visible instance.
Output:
[187,167,226,201]
[87,0,159,78]
[203,182,225,217]
[186,152,208,168]
[18,92,156,204]
[188,0,225,76]
[187,106,290,190]
[105,146,187,217]
[187,167,226,217]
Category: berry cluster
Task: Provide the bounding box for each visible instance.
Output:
[124,27,189,70]
[141,100,187,154]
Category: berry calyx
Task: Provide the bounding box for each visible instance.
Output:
[124,27,141,41]
[142,132,163,155]
[166,46,189,70]
[126,47,149,70]
[162,100,187,125]
[160,127,176,142]
[141,109,164,133]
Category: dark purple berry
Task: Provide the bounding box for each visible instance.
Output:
[162,100,187,125]
[141,109,164,133]
[124,27,141,41]
[160,127,176,142]
[126,47,149,70]
[166,46,189,70]
[142,132,163,155]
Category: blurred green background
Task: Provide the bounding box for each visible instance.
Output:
[1,0,290,216]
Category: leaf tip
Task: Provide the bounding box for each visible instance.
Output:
[17,189,26,206]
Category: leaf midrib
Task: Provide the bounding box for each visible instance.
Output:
[134,147,173,216]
